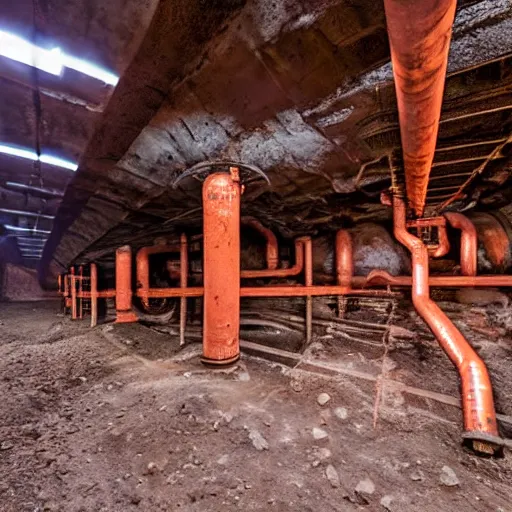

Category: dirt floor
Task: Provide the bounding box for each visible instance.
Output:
[1,300,512,512]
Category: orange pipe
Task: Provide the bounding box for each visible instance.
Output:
[90,263,98,328]
[136,244,178,310]
[242,217,279,270]
[471,213,510,271]
[364,270,512,288]
[241,239,304,279]
[115,246,138,323]
[78,265,84,319]
[141,285,392,298]
[393,196,499,452]
[432,223,450,258]
[444,212,477,276]
[70,267,77,320]
[336,230,353,292]
[180,233,188,347]
[383,0,457,217]
[202,170,241,365]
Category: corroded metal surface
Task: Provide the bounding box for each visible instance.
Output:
[393,196,499,452]
[1,0,503,282]
[202,172,241,364]
[384,0,457,216]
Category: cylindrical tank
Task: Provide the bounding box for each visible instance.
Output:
[202,172,241,365]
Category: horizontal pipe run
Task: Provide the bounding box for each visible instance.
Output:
[364,271,512,288]
[384,0,457,216]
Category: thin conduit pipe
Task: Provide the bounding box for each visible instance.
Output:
[444,212,477,276]
[393,196,499,453]
[363,271,512,288]
[180,234,188,347]
[242,217,279,270]
[240,239,304,279]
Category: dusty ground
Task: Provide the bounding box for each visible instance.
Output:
[1,300,512,512]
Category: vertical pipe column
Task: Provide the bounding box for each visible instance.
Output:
[90,263,98,328]
[302,237,313,345]
[201,170,241,365]
[180,233,188,347]
[115,246,138,324]
[70,267,77,320]
[78,265,84,319]
[64,273,71,314]
[336,230,353,318]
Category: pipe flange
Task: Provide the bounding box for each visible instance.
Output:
[461,431,512,456]
[172,161,271,189]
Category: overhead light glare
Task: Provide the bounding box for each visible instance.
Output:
[0,144,78,171]
[0,30,118,85]
[4,224,51,234]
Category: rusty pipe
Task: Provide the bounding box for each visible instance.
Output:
[70,267,77,320]
[384,0,457,217]
[393,196,499,453]
[141,285,392,298]
[242,217,279,270]
[180,233,188,347]
[444,212,477,276]
[363,270,512,288]
[90,263,98,328]
[432,222,450,258]
[202,170,241,365]
[336,230,353,293]
[115,245,138,323]
[136,244,178,310]
[470,213,511,272]
[241,239,304,279]
[299,236,313,344]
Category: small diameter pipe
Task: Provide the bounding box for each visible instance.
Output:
[301,236,313,344]
[70,267,77,320]
[242,217,279,270]
[78,265,84,320]
[432,223,450,258]
[136,244,178,310]
[363,271,512,288]
[240,239,304,278]
[444,212,477,276]
[393,196,499,453]
[180,233,188,347]
[115,246,138,323]
[90,263,98,328]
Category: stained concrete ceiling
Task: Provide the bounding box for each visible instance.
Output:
[0,1,511,283]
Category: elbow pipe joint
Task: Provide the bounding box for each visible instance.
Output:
[242,217,279,270]
[444,212,477,276]
[393,196,501,454]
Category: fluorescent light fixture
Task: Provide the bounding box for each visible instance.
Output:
[18,242,46,247]
[0,207,55,220]
[0,144,78,171]
[4,224,51,234]
[0,30,118,85]
[17,237,48,242]
[5,182,64,198]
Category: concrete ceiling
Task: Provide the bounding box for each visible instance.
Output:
[1,0,511,283]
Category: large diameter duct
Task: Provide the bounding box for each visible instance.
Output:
[384,0,457,216]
